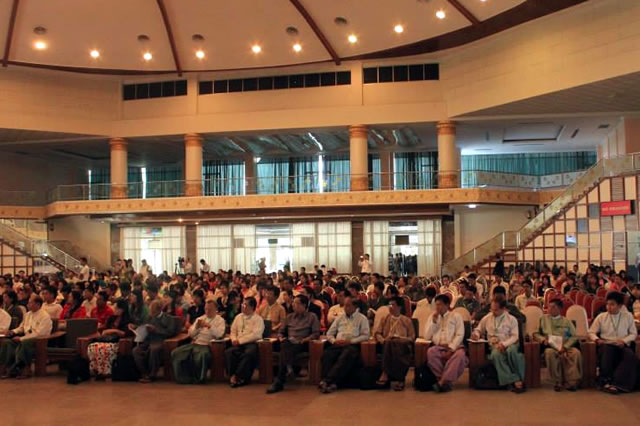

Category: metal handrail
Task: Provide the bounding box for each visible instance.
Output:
[441,153,640,275]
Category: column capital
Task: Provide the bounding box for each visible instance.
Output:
[349,124,368,139]
[184,133,203,147]
[437,120,456,136]
[109,137,127,150]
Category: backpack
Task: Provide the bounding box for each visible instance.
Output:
[67,356,90,385]
[474,363,501,390]
[111,355,140,382]
[413,365,437,391]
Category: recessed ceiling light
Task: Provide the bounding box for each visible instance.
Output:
[195,222,199,225]
[334,17,348,26]
[195,49,205,59]
[89,49,100,58]
[468,204,477,209]
[178,218,183,223]
[143,51,152,61]
[436,9,446,19]
[192,34,205,42]
[33,40,47,50]
[252,44,262,54]
[292,43,302,53]
[348,34,358,44]
[286,26,299,36]
[394,25,404,34]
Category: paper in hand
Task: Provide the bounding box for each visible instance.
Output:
[133,325,148,343]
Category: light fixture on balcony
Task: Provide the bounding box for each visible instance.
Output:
[468,204,477,209]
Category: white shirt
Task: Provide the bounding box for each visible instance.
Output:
[13,308,52,341]
[0,308,11,331]
[184,262,194,273]
[43,302,63,320]
[358,259,372,274]
[515,294,537,311]
[82,298,96,318]
[327,305,345,325]
[79,265,90,280]
[201,263,211,274]
[188,314,225,345]
[424,311,465,351]
[230,313,264,345]
[588,311,637,345]
[474,312,519,348]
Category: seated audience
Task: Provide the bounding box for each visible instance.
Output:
[327,289,346,325]
[374,296,415,391]
[588,291,638,394]
[61,290,87,320]
[82,286,97,318]
[454,285,480,316]
[514,280,537,311]
[257,286,287,334]
[0,296,52,379]
[472,295,526,393]
[90,291,115,331]
[474,286,526,323]
[225,296,264,388]
[87,299,132,378]
[187,289,205,325]
[0,307,11,332]
[533,298,582,391]
[131,300,175,383]
[172,299,225,384]
[41,286,62,320]
[281,289,294,314]
[425,294,467,392]
[3,291,24,324]
[319,296,369,394]
[128,289,148,325]
[267,294,320,394]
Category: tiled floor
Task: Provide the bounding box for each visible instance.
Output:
[2,371,639,426]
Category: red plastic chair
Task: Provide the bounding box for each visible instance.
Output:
[568,289,579,303]
[402,295,412,317]
[544,289,557,310]
[576,291,586,307]
[526,300,541,308]
[582,294,594,319]
[596,287,607,299]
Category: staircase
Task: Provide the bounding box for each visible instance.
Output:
[0,222,83,274]
[442,153,640,276]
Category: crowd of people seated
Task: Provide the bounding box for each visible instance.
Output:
[0,258,638,396]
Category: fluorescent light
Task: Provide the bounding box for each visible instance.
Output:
[468,204,477,209]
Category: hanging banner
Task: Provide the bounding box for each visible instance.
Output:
[600,200,632,216]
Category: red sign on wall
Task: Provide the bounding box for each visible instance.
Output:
[600,200,633,216]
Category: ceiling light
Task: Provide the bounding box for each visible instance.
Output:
[195,49,205,59]
[348,34,358,44]
[292,43,302,53]
[468,204,477,209]
[394,25,404,34]
[195,222,199,225]
[89,49,100,59]
[436,9,446,19]
[143,51,152,61]
[34,40,47,50]
[252,44,262,54]
[178,218,183,223]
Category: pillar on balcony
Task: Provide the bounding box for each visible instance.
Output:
[244,154,257,195]
[379,151,394,191]
[437,121,460,189]
[109,137,127,199]
[349,125,369,191]
[184,133,203,197]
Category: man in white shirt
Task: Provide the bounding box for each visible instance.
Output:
[319,296,370,394]
[0,296,52,379]
[41,286,63,320]
[425,294,467,392]
[81,286,97,318]
[225,296,264,387]
[171,299,225,384]
[200,259,211,275]
[0,307,11,333]
[327,289,346,325]
[78,257,90,281]
[472,295,525,393]
[514,281,538,311]
[358,254,372,274]
[183,258,194,274]
[588,291,638,394]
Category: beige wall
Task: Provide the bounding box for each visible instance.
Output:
[0,151,86,193]
[48,216,111,270]
[598,117,640,158]
[454,205,532,257]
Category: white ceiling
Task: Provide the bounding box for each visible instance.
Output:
[0,0,526,71]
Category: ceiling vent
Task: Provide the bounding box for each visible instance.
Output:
[502,123,563,144]
[598,124,610,129]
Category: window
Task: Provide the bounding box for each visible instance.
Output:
[122,80,188,101]
[363,63,439,84]
[201,71,351,95]
[121,227,185,274]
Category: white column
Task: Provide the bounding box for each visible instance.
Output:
[184,133,203,196]
[109,138,127,199]
[437,121,460,188]
[349,125,369,191]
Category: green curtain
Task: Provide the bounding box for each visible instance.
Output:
[461,152,596,176]
[257,157,318,194]
[369,153,381,190]
[88,168,110,200]
[324,155,350,192]
[203,160,244,196]
[145,165,183,198]
[394,152,438,189]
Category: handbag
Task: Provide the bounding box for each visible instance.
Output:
[93,334,120,344]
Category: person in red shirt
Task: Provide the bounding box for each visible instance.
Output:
[90,291,114,331]
[61,290,87,320]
